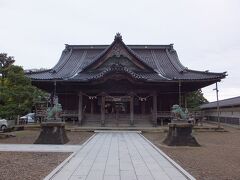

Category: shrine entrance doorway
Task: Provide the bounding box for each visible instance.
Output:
[105,96,131,126]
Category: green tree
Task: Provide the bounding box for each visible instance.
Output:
[185,89,208,110]
[0,64,47,119]
[0,53,15,86]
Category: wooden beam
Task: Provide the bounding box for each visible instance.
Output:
[78,92,83,125]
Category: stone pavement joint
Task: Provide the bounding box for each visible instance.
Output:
[0,144,81,152]
[45,132,195,180]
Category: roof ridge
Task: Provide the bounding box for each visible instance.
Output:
[65,50,88,80]
[200,96,240,109]
[150,50,171,80]
[206,96,240,104]
[25,69,51,74]
[51,48,73,74]
[66,44,172,49]
[150,50,166,75]
[165,49,185,73]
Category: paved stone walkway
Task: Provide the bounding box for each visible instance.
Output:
[47,132,195,180]
[0,144,81,152]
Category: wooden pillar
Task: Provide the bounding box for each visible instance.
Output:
[54,81,57,97]
[152,92,157,127]
[130,95,134,126]
[141,101,145,114]
[158,97,163,126]
[178,81,182,107]
[184,93,187,108]
[78,92,83,125]
[101,95,105,126]
[91,100,94,115]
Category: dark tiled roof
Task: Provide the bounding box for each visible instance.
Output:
[200,96,240,109]
[27,34,226,82]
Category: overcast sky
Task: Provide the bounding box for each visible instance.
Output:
[0,0,240,102]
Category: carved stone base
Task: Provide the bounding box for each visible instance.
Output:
[34,122,69,144]
[163,123,200,146]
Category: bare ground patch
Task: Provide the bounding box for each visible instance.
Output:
[0,130,94,145]
[0,130,94,179]
[143,127,240,180]
[0,152,70,180]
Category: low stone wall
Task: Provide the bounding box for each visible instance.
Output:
[206,116,240,125]
[202,107,240,126]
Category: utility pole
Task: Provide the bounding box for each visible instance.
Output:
[213,82,220,128]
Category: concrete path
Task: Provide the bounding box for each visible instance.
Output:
[46,132,195,180]
[0,144,81,152]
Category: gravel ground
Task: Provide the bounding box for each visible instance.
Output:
[66,131,94,145]
[0,130,94,145]
[1,127,239,179]
[0,151,70,180]
[143,127,240,180]
[0,130,93,180]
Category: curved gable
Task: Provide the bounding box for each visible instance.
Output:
[84,33,153,71]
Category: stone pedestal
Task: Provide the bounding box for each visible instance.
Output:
[163,122,200,146]
[34,122,69,144]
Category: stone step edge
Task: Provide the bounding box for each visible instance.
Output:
[94,130,142,133]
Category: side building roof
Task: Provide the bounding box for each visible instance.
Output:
[26,33,226,83]
[200,96,240,109]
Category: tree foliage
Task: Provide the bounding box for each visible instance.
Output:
[0,53,15,86]
[0,54,47,119]
[185,89,208,110]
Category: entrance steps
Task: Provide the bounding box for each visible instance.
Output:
[82,113,153,127]
[66,126,167,133]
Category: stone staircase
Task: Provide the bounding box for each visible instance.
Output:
[82,114,101,126]
[82,113,153,127]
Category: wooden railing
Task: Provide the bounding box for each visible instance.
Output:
[61,110,78,117]
[61,111,78,122]
[157,111,172,118]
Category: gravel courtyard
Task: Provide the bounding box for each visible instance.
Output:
[1,128,240,180]
[0,152,70,180]
[143,127,240,180]
[0,130,93,180]
[0,130,94,145]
